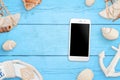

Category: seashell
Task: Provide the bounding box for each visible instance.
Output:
[99,0,120,19]
[77,69,94,80]
[0,26,12,33]
[0,17,4,26]
[101,27,119,40]
[85,0,95,7]
[0,13,20,33]
[9,13,20,26]
[2,40,16,51]
[21,67,35,80]
[23,0,42,10]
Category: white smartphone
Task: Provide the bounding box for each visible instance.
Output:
[69,19,91,61]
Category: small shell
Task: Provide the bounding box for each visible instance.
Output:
[77,69,94,80]
[101,27,119,40]
[0,13,20,33]
[85,0,95,7]
[23,0,42,10]
[2,40,16,51]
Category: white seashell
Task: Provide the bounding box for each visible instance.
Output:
[4,13,20,27]
[9,13,20,26]
[99,0,120,19]
[85,0,95,7]
[0,13,20,27]
[2,40,16,51]
[101,27,119,40]
[77,69,94,80]
[0,17,4,26]
[3,16,13,27]
[0,13,20,33]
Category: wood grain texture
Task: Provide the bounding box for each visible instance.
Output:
[1,56,120,80]
[0,25,120,56]
[0,0,120,80]
[3,0,120,24]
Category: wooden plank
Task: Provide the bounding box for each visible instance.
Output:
[0,25,120,56]
[3,0,120,24]
[0,25,68,55]
[0,56,120,80]
[90,25,120,56]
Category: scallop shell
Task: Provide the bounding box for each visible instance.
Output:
[77,69,94,80]
[102,27,119,40]
[2,40,16,51]
[23,0,42,10]
[85,0,95,7]
[9,13,20,26]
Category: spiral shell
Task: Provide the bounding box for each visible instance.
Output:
[0,13,20,33]
[77,69,94,80]
[99,0,120,19]
[2,40,16,51]
[101,27,119,40]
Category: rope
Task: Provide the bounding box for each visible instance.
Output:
[0,0,10,15]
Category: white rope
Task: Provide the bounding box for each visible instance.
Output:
[13,60,43,80]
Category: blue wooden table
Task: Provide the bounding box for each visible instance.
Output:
[1,0,120,80]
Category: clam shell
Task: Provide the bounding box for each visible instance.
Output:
[102,27,119,40]
[85,0,95,7]
[2,40,16,51]
[77,69,94,80]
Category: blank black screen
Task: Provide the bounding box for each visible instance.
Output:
[70,23,89,57]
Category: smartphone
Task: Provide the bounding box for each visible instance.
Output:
[69,19,91,61]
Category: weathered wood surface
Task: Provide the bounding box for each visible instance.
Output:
[0,0,120,80]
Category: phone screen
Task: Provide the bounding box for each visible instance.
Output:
[70,23,90,57]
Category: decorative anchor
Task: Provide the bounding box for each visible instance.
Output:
[99,44,120,77]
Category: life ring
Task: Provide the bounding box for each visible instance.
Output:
[0,60,43,80]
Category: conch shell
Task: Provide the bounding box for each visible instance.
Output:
[0,13,20,33]
[77,69,94,80]
[23,0,42,10]
[101,27,119,40]
[2,40,16,51]
[99,0,120,20]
